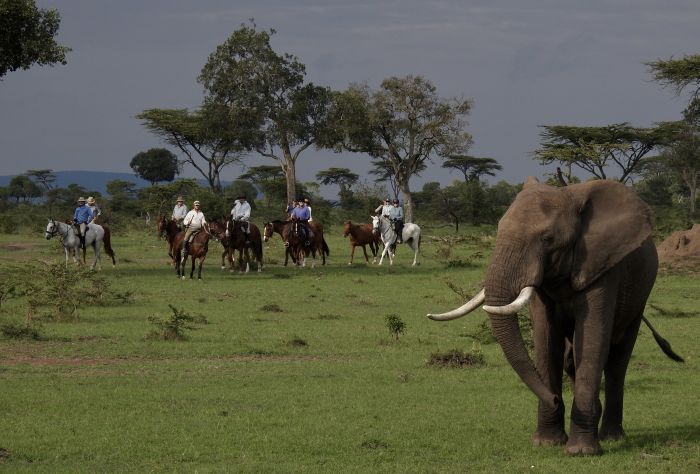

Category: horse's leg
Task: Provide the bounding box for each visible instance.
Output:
[197,256,205,280]
[190,254,196,279]
[93,241,101,270]
[361,244,370,263]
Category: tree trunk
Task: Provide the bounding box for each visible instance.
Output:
[398,181,414,223]
[283,151,296,204]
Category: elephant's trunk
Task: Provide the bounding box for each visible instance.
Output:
[488,312,559,410]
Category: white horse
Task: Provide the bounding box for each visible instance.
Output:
[371,215,421,266]
[44,219,106,269]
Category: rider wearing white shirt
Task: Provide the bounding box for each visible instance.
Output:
[231,194,252,244]
[390,199,404,243]
[182,200,207,256]
[374,198,393,217]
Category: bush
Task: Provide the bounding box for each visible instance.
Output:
[384,314,406,340]
[427,347,486,368]
[146,305,208,341]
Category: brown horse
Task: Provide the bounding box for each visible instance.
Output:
[308,221,330,265]
[225,218,264,273]
[207,218,235,270]
[157,216,209,279]
[283,220,311,267]
[343,220,379,265]
[263,220,296,266]
[157,216,182,265]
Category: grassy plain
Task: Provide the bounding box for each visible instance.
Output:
[0,223,698,473]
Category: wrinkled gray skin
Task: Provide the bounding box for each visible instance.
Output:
[483,179,657,455]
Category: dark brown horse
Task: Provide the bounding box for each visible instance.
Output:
[264,220,329,266]
[157,216,182,265]
[226,218,264,273]
[308,221,330,265]
[283,220,311,267]
[208,218,237,271]
[343,220,379,265]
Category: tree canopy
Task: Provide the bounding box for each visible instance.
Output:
[130,148,179,184]
[198,22,337,203]
[442,155,502,182]
[533,123,679,183]
[334,75,472,221]
[0,0,70,78]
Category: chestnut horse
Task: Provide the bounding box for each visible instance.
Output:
[157,216,209,279]
[283,220,311,267]
[343,220,379,265]
[263,220,296,266]
[208,218,236,270]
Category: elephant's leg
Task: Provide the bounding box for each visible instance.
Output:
[599,317,641,441]
[566,283,616,456]
[530,293,568,446]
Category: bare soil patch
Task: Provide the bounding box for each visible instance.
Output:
[657,224,700,266]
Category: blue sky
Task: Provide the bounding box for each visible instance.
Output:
[1,0,697,194]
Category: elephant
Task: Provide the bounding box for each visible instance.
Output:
[428,178,683,456]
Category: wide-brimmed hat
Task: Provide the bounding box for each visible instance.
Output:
[176,196,184,202]
[193,200,201,206]
[393,199,399,204]
[77,197,86,202]
[304,198,310,203]
[87,196,96,204]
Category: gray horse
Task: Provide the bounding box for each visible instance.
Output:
[44,219,111,269]
[371,215,421,266]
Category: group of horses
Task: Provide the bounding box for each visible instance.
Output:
[44,212,421,280]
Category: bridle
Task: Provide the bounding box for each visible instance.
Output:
[45,219,61,238]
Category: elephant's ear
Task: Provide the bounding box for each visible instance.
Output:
[570,181,654,291]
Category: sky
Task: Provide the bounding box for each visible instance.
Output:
[1,0,698,197]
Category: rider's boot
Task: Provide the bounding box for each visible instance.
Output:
[80,234,86,249]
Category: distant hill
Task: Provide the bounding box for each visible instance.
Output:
[0,171,151,196]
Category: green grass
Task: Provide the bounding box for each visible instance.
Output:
[0,225,698,473]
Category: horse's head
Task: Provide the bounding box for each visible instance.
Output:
[343,221,351,237]
[45,219,58,240]
[156,216,168,238]
[263,222,274,242]
[208,219,226,241]
[371,215,381,236]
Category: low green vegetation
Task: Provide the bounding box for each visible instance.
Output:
[0,227,698,473]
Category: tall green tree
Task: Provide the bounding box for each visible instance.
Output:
[0,0,70,77]
[333,75,472,222]
[137,105,249,193]
[533,123,677,183]
[658,122,700,216]
[442,155,502,182]
[198,22,338,203]
[130,148,179,184]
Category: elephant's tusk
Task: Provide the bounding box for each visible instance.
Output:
[483,286,535,315]
[427,289,486,321]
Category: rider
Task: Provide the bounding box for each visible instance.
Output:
[289,198,314,246]
[374,198,393,218]
[304,198,313,222]
[172,196,188,228]
[231,193,252,245]
[73,196,94,249]
[390,198,404,244]
[182,200,207,257]
[86,196,101,224]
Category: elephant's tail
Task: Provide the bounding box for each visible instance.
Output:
[642,315,684,362]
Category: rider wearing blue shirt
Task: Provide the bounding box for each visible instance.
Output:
[289,200,314,245]
[390,199,404,243]
[73,197,94,249]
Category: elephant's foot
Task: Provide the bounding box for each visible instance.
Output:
[599,423,626,441]
[532,431,568,447]
[565,434,602,456]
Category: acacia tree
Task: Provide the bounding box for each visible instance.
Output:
[442,155,501,182]
[239,165,286,206]
[648,54,700,216]
[130,148,179,184]
[25,169,55,190]
[198,23,337,203]
[334,75,472,222]
[0,0,70,77]
[533,123,677,183]
[137,104,249,193]
[316,167,359,204]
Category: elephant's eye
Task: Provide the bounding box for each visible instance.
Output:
[542,233,555,245]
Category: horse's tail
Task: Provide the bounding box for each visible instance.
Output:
[102,226,117,265]
[322,237,329,256]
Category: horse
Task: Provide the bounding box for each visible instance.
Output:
[81,225,116,266]
[179,226,210,280]
[157,216,182,265]
[157,216,209,279]
[283,220,312,267]
[45,219,114,269]
[343,220,380,265]
[308,221,330,265]
[208,218,237,271]
[263,220,297,266]
[223,218,263,273]
[371,215,421,266]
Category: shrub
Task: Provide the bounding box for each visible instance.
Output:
[385,314,406,340]
[146,305,208,341]
[427,347,486,368]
